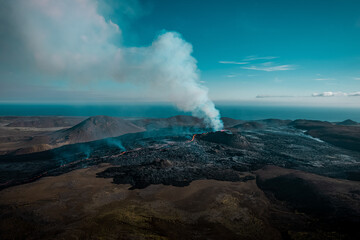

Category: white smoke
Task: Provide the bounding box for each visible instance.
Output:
[6,0,223,131]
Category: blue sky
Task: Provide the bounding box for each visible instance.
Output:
[0,0,359,106]
[128,0,360,104]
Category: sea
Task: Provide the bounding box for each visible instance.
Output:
[0,103,360,122]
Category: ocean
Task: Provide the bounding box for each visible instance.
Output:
[0,103,360,122]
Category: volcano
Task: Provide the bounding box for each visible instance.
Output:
[195,131,251,148]
[50,115,145,145]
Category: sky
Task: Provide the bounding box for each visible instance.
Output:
[0,0,360,107]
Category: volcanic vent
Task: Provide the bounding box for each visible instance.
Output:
[195,131,251,148]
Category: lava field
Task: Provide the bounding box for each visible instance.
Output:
[1,125,359,190]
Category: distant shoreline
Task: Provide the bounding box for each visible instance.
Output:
[1,103,360,122]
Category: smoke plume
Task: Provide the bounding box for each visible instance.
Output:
[3,0,223,130]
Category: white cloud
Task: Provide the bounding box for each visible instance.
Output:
[312,92,344,97]
[349,92,360,96]
[312,91,360,97]
[353,77,360,80]
[263,61,273,66]
[274,77,282,83]
[256,95,294,98]
[219,61,248,65]
[221,56,294,72]
[243,55,278,61]
[226,74,237,78]
[242,64,296,72]
[314,78,335,81]
[257,91,360,98]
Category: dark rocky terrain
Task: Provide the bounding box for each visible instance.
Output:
[291,119,360,152]
[0,115,359,239]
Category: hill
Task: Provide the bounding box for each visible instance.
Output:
[11,116,145,155]
[49,115,145,145]
[337,119,358,126]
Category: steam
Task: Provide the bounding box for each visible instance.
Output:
[106,138,126,152]
[5,0,223,130]
[121,32,224,130]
